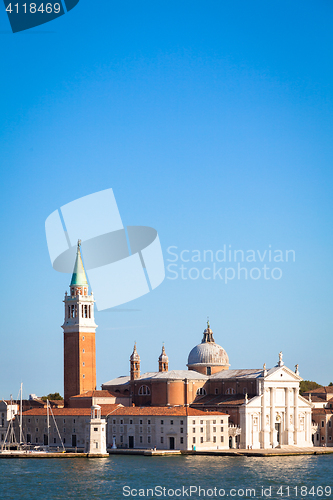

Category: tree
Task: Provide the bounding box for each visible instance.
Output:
[299,380,321,395]
[329,382,333,387]
[41,392,63,401]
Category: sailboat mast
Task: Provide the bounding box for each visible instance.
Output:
[19,383,23,445]
[47,400,50,449]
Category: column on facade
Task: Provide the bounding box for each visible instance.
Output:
[285,388,290,446]
[270,387,275,447]
[261,390,266,449]
[293,387,298,445]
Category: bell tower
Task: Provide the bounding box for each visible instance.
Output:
[62,240,97,406]
[130,343,140,380]
[158,344,169,372]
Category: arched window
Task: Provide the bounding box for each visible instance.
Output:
[196,388,207,396]
[226,388,235,395]
[138,385,151,396]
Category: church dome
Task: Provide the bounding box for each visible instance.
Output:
[187,322,229,372]
[187,342,229,366]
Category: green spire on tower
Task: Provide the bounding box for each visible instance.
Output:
[70,240,88,286]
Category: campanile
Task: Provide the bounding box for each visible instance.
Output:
[62,240,97,406]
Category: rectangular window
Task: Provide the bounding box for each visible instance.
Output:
[161,420,164,425]
[200,437,203,443]
[213,420,216,424]
[220,419,224,424]
[200,428,203,433]
[193,437,196,444]
[93,427,98,432]
[53,438,56,444]
[161,437,164,444]
[120,436,123,442]
[180,420,183,425]
[73,419,76,424]
[170,420,173,425]
[215,388,218,395]
[200,420,203,424]
[148,436,151,444]
[193,428,195,433]
[140,436,143,443]
[148,420,151,424]
[329,421,332,428]
[180,437,183,444]
[120,420,123,424]
[140,427,142,433]
[129,420,133,424]
[221,427,224,432]
[180,428,183,433]
[36,438,38,443]
[63,428,66,433]
[140,420,142,424]
[213,427,216,433]
[63,438,66,444]
[113,420,116,424]
[192,420,195,424]
[221,436,224,443]
[161,428,163,433]
[322,421,325,428]
[213,436,216,443]
[36,428,38,432]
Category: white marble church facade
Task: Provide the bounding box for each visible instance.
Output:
[239,362,313,449]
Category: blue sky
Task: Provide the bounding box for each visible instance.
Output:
[0,1,332,399]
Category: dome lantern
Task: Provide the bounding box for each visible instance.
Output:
[187,322,229,375]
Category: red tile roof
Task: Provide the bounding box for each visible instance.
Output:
[312,408,333,415]
[70,390,115,398]
[111,406,228,417]
[304,386,333,395]
[191,394,247,406]
[22,404,122,417]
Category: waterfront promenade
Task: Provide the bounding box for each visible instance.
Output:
[0,446,332,459]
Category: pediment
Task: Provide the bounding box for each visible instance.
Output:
[265,365,301,382]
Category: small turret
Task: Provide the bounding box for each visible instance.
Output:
[158,344,169,372]
[202,319,215,343]
[130,343,140,380]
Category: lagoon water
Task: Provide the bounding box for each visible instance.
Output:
[0,455,332,500]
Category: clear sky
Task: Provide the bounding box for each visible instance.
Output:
[0,1,332,399]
